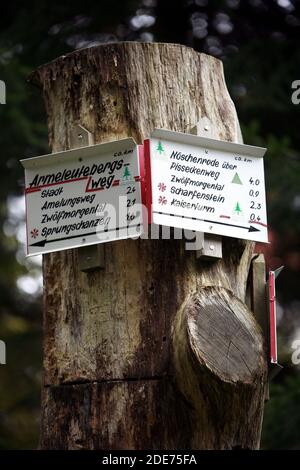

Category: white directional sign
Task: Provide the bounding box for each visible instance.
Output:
[21,138,143,256]
[149,129,268,243]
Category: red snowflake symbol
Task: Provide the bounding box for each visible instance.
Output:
[158,182,166,192]
[30,228,39,239]
[158,196,167,205]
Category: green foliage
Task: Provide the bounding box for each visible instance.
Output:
[0,314,41,449]
[262,373,300,449]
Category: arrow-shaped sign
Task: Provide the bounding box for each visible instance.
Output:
[30,224,141,248]
[205,219,260,233]
[153,211,260,233]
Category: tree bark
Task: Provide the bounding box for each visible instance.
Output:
[29,42,267,450]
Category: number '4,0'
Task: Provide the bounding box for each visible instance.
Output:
[249,177,260,186]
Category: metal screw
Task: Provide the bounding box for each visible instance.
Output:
[209,245,215,251]
[204,125,209,131]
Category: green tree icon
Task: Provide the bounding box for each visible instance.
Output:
[157,141,164,154]
[234,202,242,214]
[123,166,131,180]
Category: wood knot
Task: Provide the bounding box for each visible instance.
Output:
[173,286,266,385]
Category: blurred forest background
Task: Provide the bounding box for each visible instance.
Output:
[0,0,300,449]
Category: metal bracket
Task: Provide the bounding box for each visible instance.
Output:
[69,124,105,272]
[195,233,223,260]
[191,118,222,260]
[78,244,105,273]
[191,116,217,140]
[70,124,94,148]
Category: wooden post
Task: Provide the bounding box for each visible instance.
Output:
[251,254,268,343]
[30,43,268,450]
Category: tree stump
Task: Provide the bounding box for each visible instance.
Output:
[29,42,267,450]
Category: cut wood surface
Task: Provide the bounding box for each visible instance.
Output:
[29,42,267,449]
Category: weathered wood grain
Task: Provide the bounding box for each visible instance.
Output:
[41,380,195,450]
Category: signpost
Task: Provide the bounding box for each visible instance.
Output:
[148,129,268,243]
[22,128,269,257]
[269,270,278,364]
[21,138,144,256]
[268,266,284,365]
